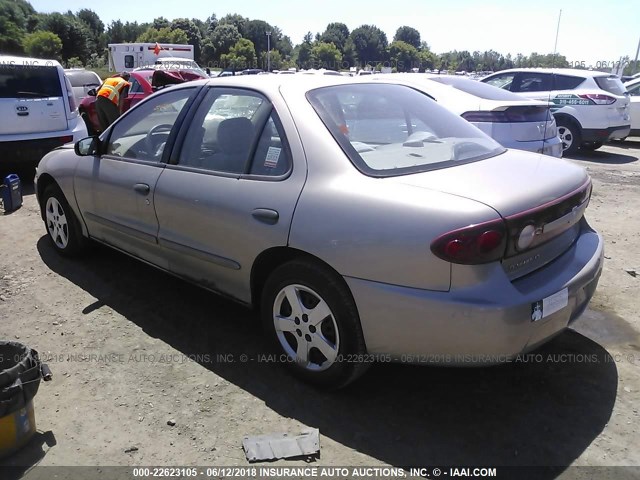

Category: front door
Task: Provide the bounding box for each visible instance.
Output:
[74,86,199,268]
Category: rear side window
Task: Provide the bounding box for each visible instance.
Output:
[0,65,63,98]
[594,75,626,96]
[124,55,134,69]
[554,75,584,91]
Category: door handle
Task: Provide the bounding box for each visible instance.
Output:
[252,208,279,225]
[133,183,150,195]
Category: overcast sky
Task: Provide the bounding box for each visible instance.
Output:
[29,0,639,67]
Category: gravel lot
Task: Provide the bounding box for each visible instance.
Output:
[0,140,639,479]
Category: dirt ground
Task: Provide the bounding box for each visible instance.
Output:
[0,140,639,479]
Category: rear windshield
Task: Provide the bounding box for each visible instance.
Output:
[429,76,525,101]
[0,65,63,98]
[65,71,101,87]
[307,83,505,177]
[595,75,626,96]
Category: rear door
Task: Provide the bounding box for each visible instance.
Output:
[153,87,307,303]
[0,64,68,135]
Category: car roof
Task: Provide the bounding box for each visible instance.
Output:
[0,55,62,68]
[487,67,615,78]
[188,74,354,95]
[624,77,640,88]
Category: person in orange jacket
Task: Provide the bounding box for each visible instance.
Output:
[95,71,131,131]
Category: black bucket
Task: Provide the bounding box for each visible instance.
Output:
[0,341,51,457]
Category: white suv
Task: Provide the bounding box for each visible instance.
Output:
[0,56,87,176]
[481,68,630,154]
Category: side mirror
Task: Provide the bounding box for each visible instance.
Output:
[87,88,97,96]
[74,136,99,156]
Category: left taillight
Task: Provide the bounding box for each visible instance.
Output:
[430,219,507,265]
[462,106,550,123]
[64,75,77,112]
[578,93,616,105]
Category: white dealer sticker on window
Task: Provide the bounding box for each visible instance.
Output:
[264,147,281,168]
[531,288,568,322]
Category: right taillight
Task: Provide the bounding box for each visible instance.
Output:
[431,219,507,264]
[579,94,616,105]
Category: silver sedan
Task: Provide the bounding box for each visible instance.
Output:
[35,76,604,388]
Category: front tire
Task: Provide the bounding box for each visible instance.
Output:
[557,118,581,155]
[42,184,87,257]
[261,260,369,389]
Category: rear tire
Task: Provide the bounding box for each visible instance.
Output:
[261,259,369,389]
[42,184,88,257]
[557,118,581,156]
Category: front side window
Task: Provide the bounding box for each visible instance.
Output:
[129,78,143,94]
[513,73,552,92]
[483,73,515,91]
[177,88,290,176]
[307,84,504,177]
[106,87,195,162]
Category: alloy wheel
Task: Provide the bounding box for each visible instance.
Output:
[45,197,69,249]
[272,284,340,371]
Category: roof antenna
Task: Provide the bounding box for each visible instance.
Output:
[552,9,562,69]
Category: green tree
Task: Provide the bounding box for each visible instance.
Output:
[243,19,281,59]
[22,30,62,60]
[0,0,34,54]
[319,22,349,52]
[152,16,170,30]
[220,38,256,70]
[349,25,388,67]
[37,12,92,63]
[389,40,419,72]
[219,13,247,36]
[77,9,104,56]
[137,27,188,44]
[171,18,202,60]
[311,42,342,70]
[393,26,421,49]
[294,32,313,69]
[208,23,241,60]
[260,49,289,70]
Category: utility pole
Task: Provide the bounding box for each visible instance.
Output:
[266,31,272,71]
[633,36,640,75]
[552,9,562,68]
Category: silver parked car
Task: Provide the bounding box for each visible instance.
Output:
[367,74,563,157]
[35,76,604,388]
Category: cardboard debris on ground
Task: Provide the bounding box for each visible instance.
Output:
[242,428,320,462]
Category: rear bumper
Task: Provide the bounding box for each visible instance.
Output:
[0,117,86,171]
[346,219,604,362]
[582,125,631,142]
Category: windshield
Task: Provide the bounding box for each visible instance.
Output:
[66,71,101,87]
[307,83,505,177]
[0,65,62,98]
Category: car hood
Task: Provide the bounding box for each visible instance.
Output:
[387,149,589,217]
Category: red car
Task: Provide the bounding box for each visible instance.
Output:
[79,69,207,134]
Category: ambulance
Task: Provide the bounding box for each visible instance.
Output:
[107,43,196,72]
